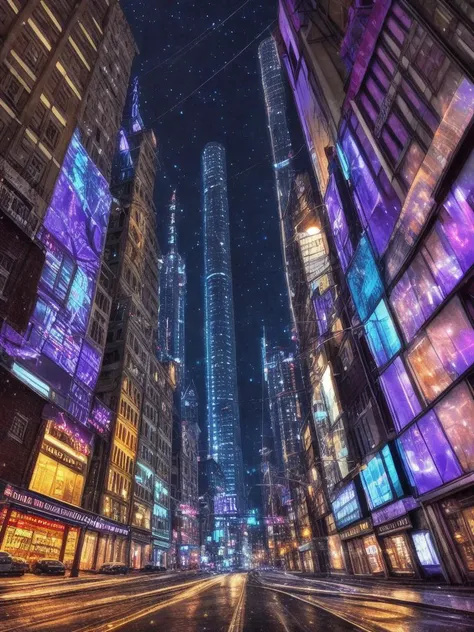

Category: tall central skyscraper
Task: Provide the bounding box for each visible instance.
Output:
[202,142,244,513]
[158,192,186,384]
[258,37,294,230]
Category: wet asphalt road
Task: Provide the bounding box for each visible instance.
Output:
[1,570,473,631]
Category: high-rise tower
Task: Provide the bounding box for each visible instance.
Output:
[258,37,293,234]
[202,142,244,513]
[158,192,186,384]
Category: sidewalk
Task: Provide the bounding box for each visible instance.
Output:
[276,571,474,614]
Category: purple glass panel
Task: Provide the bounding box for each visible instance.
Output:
[341,127,400,254]
[418,412,464,483]
[372,497,419,526]
[435,382,474,472]
[422,225,463,296]
[380,356,422,431]
[398,426,443,495]
[325,175,353,270]
[88,398,113,435]
[76,341,102,389]
[0,131,112,429]
[385,79,474,283]
[313,287,335,336]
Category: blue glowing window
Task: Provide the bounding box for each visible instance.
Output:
[331,481,362,529]
[347,234,383,321]
[361,446,404,510]
[365,300,401,366]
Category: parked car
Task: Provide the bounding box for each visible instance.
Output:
[0,551,27,576]
[98,562,129,575]
[31,559,66,575]
[140,564,167,573]
[11,557,29,575]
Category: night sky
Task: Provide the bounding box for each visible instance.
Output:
[121,0,304,474]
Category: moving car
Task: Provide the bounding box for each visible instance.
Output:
[140,564,167,573]
[0,552,28,576]
[98,562,129,575]
[31,559,66,575]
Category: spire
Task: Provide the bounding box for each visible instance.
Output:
[168,190,177,252]
[123,77,144,135]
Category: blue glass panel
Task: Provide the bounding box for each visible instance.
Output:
[347,234,384,321]
[331,481,362,529]
[382,445,404,498]
[365,300,401,366]
[361,452,392,510]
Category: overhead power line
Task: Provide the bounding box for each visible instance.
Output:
[140,0,255,78]
[148,20,276,126]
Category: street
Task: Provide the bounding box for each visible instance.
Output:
[1,571,474,631]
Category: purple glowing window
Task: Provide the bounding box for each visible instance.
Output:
[435,382,474,472]
[380,356,422,431]
[76,341,102,389]
[341,127,401,255]
[313,287,336,336]
[407,297,474,402]
[325,175,353,271]
[88,398,113,435]
[397,415,462,495]
[391,252,445,343]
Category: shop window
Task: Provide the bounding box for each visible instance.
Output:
[442,499,474,573]
[1,511,65,564]
[328,534,345,571]
[8,413,29,443]
[347,538,371,575]
[383,534,414,573]
[325,175,353,271]
[365,300,401,367]
[380,356,422,431]
[407,297,474,402]
[435,382,474,472]
[347,234,384,321]
[363,535,384,574]
[30,452,85,506]
[397,413,462,494]
[412,531,440,568]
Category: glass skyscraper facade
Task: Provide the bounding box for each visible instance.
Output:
[258,37,294,239]
[202,142,244,513]
[158,192,186,385]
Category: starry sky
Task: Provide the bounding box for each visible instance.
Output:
[121,0,305,476]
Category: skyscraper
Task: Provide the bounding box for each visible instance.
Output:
[258,37,294,237]
[202,142,244,513]
[158,192,186,384]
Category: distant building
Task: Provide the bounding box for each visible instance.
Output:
[158,192,186,385]
[202,142,245,514]
[96,79,175,569]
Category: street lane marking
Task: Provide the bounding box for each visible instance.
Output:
[228,574,247,632]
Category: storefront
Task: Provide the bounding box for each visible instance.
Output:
[0,483,129,571]
[298,541,315,573]
[340,519,385,576]
[131,530,152,569]
[438,487,474,580]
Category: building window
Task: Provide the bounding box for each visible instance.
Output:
[24,154,46,186]
[8,413,28,443]
[365,300,401,367]
[44,121,60,150]
[380,356,422,431]
[0,252,15,295]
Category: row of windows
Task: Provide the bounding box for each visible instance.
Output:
[112,444,134,475]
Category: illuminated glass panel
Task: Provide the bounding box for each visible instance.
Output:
[313,286,336,336]
[325,174,353,270]
[435,382,474,472]
[361,446,403,510]
[365,300,401,366]
[407,297,474,401]
[347,234,383,322]
[412,531,440,567]
[331,481,362,529]
[380,357,422,431]
[341,127,400,255]
[397,413,462,494]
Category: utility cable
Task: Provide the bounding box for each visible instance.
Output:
[140,0,255,77]
[148,20,276,126]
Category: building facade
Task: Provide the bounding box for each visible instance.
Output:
[278,0,474,583]
[96,79,175,569]
[158,191,186,384]
[202,142,245,514]
[0,0,136,572]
